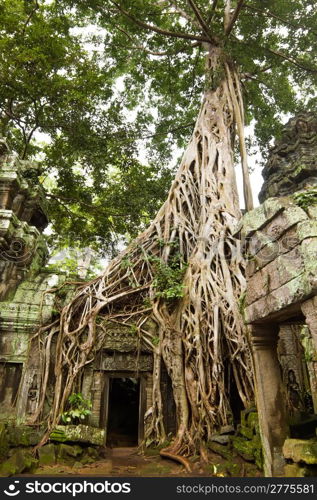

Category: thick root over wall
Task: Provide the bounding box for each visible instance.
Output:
[32,50,254,463]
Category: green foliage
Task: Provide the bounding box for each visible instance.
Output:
[61,393,92,425]
[69,0,317,166]
[2,0,316,252]
[238,292,247,315]
[120,257,133,270]
[293,188,317,210]
[0,0,172,255]
[300,326,316,363]
[149,252,188,300]
[129,324,138,334]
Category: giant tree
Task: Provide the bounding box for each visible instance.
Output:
[34,0,317,464]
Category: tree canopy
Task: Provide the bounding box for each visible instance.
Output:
[1,0,316,252]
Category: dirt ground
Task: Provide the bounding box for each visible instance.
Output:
[30,447,262,477]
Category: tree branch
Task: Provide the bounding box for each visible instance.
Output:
[241,64,272,81]
[114,23,200,56]
[207,0,219,24]
[109,0,210,43]
[186,0,217,43]
[21,0,40,36]
[165,2,198,26]
[45,193,92,222]
[225,0,245,36]
[244,5,317,37]
[21,125,38,159]
[224,0,231,31]
[266,47,317,73]
[233,35,317,74]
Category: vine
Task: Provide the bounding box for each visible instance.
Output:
[294,187,317,211]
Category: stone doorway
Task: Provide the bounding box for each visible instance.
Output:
[104,376,144,447]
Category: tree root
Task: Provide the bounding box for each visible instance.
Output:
[160,448,193,473]
[32,48,254,458]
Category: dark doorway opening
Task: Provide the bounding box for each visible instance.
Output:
[224,362,244,425]
[106,377,140,447]
[161,363,176,436]
[0,362,22,407]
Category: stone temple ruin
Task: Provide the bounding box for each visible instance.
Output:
[238,111,317,476]
[0,112,317,476]
[0,141,176,465]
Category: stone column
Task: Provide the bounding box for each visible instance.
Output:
[90,371,104,428]
[251,324,289,477]
[301,297,317,351]
[143,372,153,439]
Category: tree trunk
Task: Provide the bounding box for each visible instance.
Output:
[34,47,254,458]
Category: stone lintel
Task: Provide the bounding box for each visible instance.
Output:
[235,198,286,237]
[97,352,153,372]
[243,206,308,261]
[245,273,313,323]
[246,246,303,306]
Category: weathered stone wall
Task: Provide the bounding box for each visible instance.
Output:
[0,139,48,300]
[0,141,157,437]
[0,272,67,421]
[259,112,317,202]
[238,111,317,476]
[239,197,317,323]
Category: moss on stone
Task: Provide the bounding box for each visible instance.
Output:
[232,434,263,469]
[50,424,104,446]
[38,443,56,466]
[247,412,259,431]
[239,425,254,440]
[284,463,317,477]
[283,438,317,465]
[57,444,83,459]
[7,425,43,447]
[0,424,9,460]
[207,441,236,460]
[0,449,38,477]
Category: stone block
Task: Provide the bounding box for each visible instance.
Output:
[246,273,312,322]
[283,438,317,464]
[57,444,83,460]
[210,434,230,445]
[239,425,254,440]
[267,247,303,292]
[246,270,268,305]
[307,206,317,219]
[0,449,38,477]
[301,238,317,280]
[7,425,43,447]
[297,220,317,241]
[231,436,255,462]
[99,353,152,371]
[284,463,317,477]
[239,199,286,236]
[50,425,104,446]
[219,425,235,435]
[86,447,99,459]
[246,248,303,306]
[240,407,257,427]
[38,443,56,465]
[246,227,301,277]
[247,412,259,431]
[207,441,234,460]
